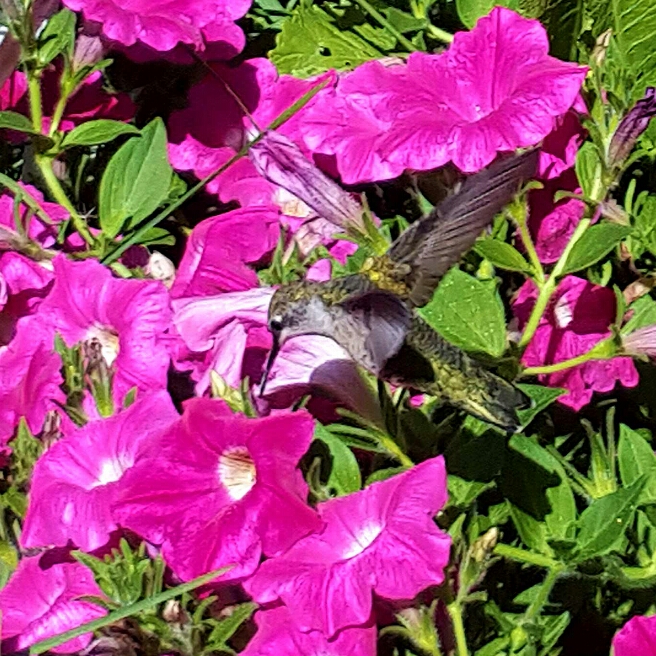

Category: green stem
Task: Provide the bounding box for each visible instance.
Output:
[447,600,469,656]
[376,431,414,468]
[36,155,95,246]
[426,23,454,44]
[524,565,563,622]
[351,0,418,52]
[101,77,331,265]
[29,566,232,654]
[493,543,560,569]
[522,349,608,375]
[27,72,43,133]
[516,216,544,285]
[48,86,70,138]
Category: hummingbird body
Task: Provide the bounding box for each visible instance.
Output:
[261,149,540,432]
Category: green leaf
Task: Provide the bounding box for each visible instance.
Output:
[270,4,380,77]
[456,0,519,28]
[516,384,566,427]
[612,0,656,88]
[98,118,173,239]
[618,424,656,504]
[0,110,36,133]
[509,504,553,554]
[575,476,646,561]
[132,226,175,247]
[10,418,44,489]
[542,0,584,61]
[314,424,362,496]
[448,475,495,507]
[622,295,656,335]
[562,223,632,274]
[382,7,427,32]
[419,268,507,357]
[37,8,76,66]
[575,142,600,201]
[474,238,532,273]
[61,120,139,148]
[206,602,257,651]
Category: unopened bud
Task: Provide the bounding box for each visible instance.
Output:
[591,29,611,68]
[73,33,105,72]
[609,87,656,168]
[471,527,499,563]
[146,251,175,288]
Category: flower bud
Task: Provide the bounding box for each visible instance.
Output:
[72,33,105,72]
[622,324,656,359]
[609,87,656,168]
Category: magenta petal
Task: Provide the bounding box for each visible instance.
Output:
[613,615,656,656]
[242,605,377,656]
[246,457,450,637]
[0,557,106,654]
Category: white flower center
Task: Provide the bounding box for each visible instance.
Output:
[553,295,574,329]
[91,454,133,488]
[218,448,257,501]
[86,324,120,366]
[342,522,383,559]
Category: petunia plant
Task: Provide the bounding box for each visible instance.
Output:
[1,0,656,655]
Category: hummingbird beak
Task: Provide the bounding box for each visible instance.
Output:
[259,333,281,396]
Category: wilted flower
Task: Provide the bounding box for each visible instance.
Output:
[35,256,172,404]
[0,557,106,654]
[21,392,179,552]
[62,0,250,55]
[609,87,656,167]
[246,457,451,637]
[622,324,656,359]
[299,7,587,183]
[612,614,656,656]
[113,399,322,581]
[241,605,377,656]
[514,276,638,410]
[0,317,64,445]
[170,208,280,300]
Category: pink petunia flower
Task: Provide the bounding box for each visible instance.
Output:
[514,276,638,410]
[0,316,64,445]
[0,556,106,654]
[170,208,280,300]
[63,0,250,54]
[246,456,451,637]
[113,399,322,581]
[0,253,53,345]
[21,391,179,552]
[241,605,377,656]
[35,255,172,404]
[300,7,587,183]
[612,614,656,656]
[538,110,586,179]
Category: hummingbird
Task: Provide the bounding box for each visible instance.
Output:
[260,149,539,432]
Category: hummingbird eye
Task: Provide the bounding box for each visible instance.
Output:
[269,317,284,333]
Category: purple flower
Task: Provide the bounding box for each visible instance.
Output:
[62,0,250,54]
[21,392,179,552]
[241,605,377,656]
[35,256,172,403]
[0,557,106,654]
[246,457,451,637]
[514,276,638,410]
[613,614,656,656]
[300,7,587,183]
[609,87,656,167]
[113,399,322,581]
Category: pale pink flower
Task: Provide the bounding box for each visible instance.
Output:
[171,208,280,300]
[21,391,179,552]
[622,324,656,359]
[113,399,322,581]
[0,317,64,445]
[0,253,53,345]
[246,456,451,637]
[62,0,250,54]
[513,276,638,410]
[300,7,587,183]
[241,605,377,656]
[0,557,106,654]
[35,256,172,403]
[613,614,656,656]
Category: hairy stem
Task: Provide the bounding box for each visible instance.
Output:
[493,543,560,569]
[27,71,42,133]
[524,565,563,622]
[447,600,469,656]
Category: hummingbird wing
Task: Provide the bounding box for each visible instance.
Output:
[338,290,412,375]
[388,148,539,307]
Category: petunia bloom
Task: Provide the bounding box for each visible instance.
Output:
[0,557,106,654]
[612,614,656,656]
[35,256,172,404]
[62,0,250,55]
[241,605,377,656]
[0,317,64,445]
[514,276,638,410]
[246,456,451,637]
[113,399,322,581]
[21,391,179,552]
[300,7,587,183]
